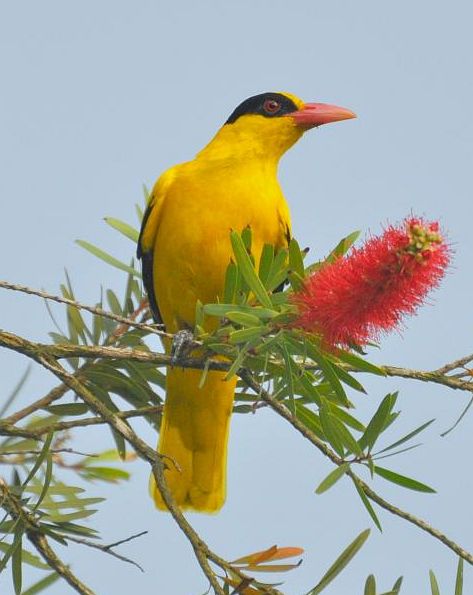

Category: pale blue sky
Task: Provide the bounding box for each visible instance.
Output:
[1,1,473,593]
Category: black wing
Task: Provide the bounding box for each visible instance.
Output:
[137,204,164,326]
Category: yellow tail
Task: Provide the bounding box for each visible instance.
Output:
[150,366,236,512]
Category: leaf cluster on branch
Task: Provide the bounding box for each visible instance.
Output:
[0,200,472,594]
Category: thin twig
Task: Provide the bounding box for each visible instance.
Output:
[434,353,473,375]
[0,279,170,339]
[66,530,148,572]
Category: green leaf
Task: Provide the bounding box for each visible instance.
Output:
[304,342,349,406]
[46,403,89,416]
[21,571,60,595]
[241,225,252,249]
[228,326,266,345]
[335,350,385,376]
[326,230,361,262]
[80,466,130,483]
[327,403,365,433]
[23,484,84,496]
[0,366,31,417]
[104,217,140,242]
[0,544,48,570]
[106,289,123,316]
[374,419,435,455]
[319,407,345,457]
[316,463,350,494]
[43,509,97,523]
[374,465,436,493]
[40,496,105,511]
[294,403,324,439]
[364,575,376,595]
[455,557,463,595]
[42,521,98,538]
[0,532,21,574]
[329,362,366,394]
[22,432,54,488]
[322,407,363,456]
[358,394,397,451]
[259,243,275,287]
[279,344,296,414]
[306,529,370,594]
[223,261,238,304]
[288,238,305,277]
[204,303,277,319]
[429,570,440,595]
[352,478,382,531]
[230,231,272,308]
[226,311,263,327]
[265,247,289,292]
[34,452,53,510]
[391,576,404,594]
[12,529,22,595]
[75,240,141,278]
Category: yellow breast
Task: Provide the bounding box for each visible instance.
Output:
[153,157,291,331]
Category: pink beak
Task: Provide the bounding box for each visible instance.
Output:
[288,102,357,129]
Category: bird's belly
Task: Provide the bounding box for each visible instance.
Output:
[153,188,288,331]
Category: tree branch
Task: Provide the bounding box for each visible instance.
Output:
[0,332,234,594]
[0,479,94,595]
[0,406,163,441]
[238,370,473,566]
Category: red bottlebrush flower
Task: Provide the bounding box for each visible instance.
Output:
[292,217,451,347]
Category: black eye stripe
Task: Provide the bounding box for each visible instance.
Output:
[226,93,298,124]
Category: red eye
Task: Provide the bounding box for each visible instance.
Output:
[263,99,281,114]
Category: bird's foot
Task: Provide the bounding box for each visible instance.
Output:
[170,329,195,366]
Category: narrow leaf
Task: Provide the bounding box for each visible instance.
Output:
[34,453,53,510]
[326,230,361,261]
[21,572,60,595]
[104,217,140,242]
[429,570,440,595]
[364,575,376,595]
[226,311,263,327]
[374,465,436,493]
[12,530,22,595]
[223,261,238,304]
[230,231,272,308]
[0,366,31,417]
[259,243,275,287]
[46,403,89,416]
[391,576,404,593]
[335,350,385,376]
[358,394,397,451]
[352,478,382,531]
[75,240,141,277]
[316,463,350,495]
[22,432,54,488]
[306,529,371,595]
[375,419,435,455]
[455,557,463,595]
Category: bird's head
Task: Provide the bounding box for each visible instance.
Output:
[198,92,356,162]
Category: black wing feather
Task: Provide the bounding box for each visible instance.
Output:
[137,204,164,326]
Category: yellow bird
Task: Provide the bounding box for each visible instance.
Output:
[137,92,355,512]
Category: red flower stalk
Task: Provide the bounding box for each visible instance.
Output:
[292,217,451,347]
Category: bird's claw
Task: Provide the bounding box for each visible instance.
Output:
[170,329,195,366]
